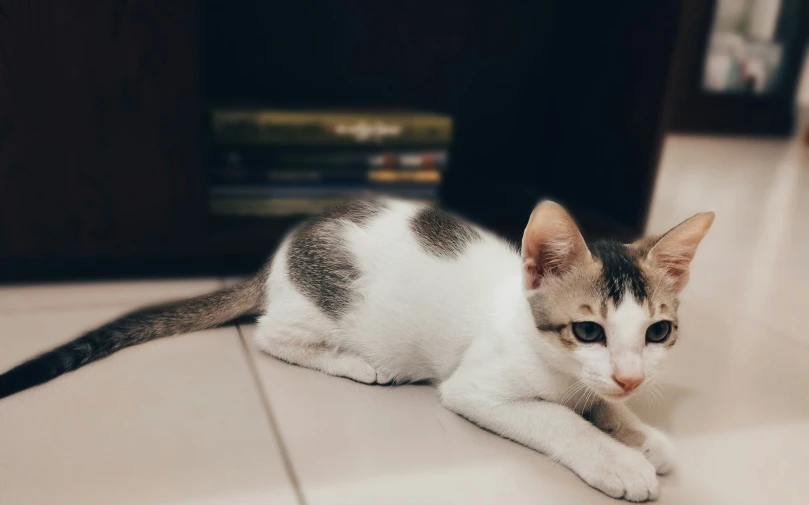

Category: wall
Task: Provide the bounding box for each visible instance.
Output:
[798,46,809,106]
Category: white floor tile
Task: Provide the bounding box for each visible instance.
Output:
[0,305,299,505]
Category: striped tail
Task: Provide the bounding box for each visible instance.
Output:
[0,272,267,400]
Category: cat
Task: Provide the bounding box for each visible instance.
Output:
[0,198,713,502]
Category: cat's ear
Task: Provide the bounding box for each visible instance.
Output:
[646,211,715,292]
[521,201,591,290]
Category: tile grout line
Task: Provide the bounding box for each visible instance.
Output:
[234,321,309,505]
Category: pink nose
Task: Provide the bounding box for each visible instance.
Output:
[612,374,644,393]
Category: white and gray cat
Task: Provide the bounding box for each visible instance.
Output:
[0,198,714,501]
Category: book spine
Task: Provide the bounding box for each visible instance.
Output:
[212,111,452,146]
[209,167,441,185]
[274,151,448,170]
[212,147,448,170]
[367,169,441,184]
[208,167,369,185]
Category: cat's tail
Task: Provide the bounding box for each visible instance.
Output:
[0,270,269,400]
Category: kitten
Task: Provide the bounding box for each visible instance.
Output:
[0,198,713,502]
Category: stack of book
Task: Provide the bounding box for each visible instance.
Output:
[208,109,452,217]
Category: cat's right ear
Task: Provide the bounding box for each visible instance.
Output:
[521,201,591,290]
[645,211,714,293]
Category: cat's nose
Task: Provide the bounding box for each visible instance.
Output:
[612,374,644,393]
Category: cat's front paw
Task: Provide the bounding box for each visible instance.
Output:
[577,442,659,502]
[375,368,395,385]
[641,428,676,475]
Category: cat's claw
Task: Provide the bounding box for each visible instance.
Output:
[578,441,659,502]
[642,428,676,475]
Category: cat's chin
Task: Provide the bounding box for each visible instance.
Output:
[600,390,633,402]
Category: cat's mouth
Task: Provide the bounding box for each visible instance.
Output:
[602,390,633,401]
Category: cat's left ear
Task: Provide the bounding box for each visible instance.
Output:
[646,211,715,292]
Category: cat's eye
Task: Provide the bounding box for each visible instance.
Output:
[571,321,605,343]
[646,321,672,343]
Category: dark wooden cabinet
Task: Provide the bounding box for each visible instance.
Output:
[0,0,689,281]
[0,0,206,269]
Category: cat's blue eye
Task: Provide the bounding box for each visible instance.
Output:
[571,321,604,343]
[645,321,672,343]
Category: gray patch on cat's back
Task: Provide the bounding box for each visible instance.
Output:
[410,207,481,259]
[326,198,385,225]
[287,199,386,318]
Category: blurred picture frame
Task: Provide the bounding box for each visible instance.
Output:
[669,0,809,136]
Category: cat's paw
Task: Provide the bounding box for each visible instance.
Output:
[341,362,377,384]
[641,428,676,475]
[325,355,378,384]
[577,442,659,502]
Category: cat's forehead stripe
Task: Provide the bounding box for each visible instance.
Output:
[589,240,648,304]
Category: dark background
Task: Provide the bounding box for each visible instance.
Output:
[0,0,805,281]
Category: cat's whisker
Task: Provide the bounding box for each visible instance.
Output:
[572,384,594,413]
[564,380,586,403]
[579,389,590,413]
[557,383,574,405]
[584,389,598,413]
[558,380,580,400]
[645,382,664,407]
[560,380,586,407]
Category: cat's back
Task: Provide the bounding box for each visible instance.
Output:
[345,197,516,278]
[273,197,517,306]
[342,199,519,371]
[263,198,519,380]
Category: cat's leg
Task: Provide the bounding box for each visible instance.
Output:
[253,321,382,384]
[440,371,658,502]
[264,341,379,384]
[589,400,675,475]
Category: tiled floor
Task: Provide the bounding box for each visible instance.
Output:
[2,134,808,504]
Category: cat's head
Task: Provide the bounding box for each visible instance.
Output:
[521,201,714,402]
